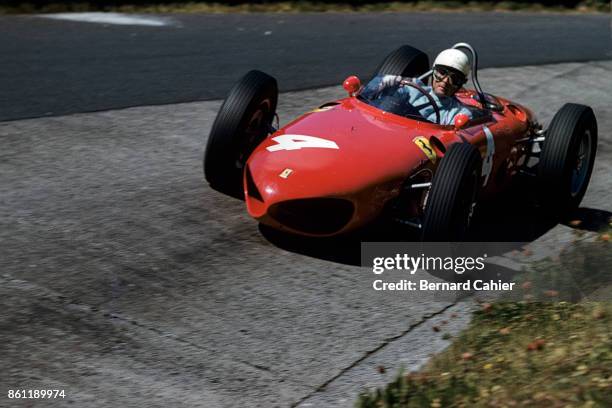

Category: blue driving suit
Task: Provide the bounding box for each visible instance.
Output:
[366,75,473,125]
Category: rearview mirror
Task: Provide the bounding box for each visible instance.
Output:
[453,113,470,130]
[343,76,361,96]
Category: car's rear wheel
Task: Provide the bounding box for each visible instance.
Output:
[421,143,482,241]
[204,70,278,199]
[374,45,430,78]
[536,103,597,217]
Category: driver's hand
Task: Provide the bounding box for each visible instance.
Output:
[379,75,401,90]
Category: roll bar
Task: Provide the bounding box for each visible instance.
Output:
[451,42,487,106]
[416,42,488,108]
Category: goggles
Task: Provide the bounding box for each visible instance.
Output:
[433,66,465,86]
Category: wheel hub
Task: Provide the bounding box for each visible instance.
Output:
[570,130,592,197]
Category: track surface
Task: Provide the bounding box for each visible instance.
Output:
[1,58,611,406]
[0,12,610,121]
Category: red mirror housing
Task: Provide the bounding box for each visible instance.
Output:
[453,113,470,130]
[343,76,361,96]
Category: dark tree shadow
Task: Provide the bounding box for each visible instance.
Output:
[561,207,612,232]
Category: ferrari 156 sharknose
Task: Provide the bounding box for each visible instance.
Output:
[203,43,597,241]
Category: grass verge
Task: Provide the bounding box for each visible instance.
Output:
[357,301,611,407]
[356,225,612,407]
[0,1,609,14]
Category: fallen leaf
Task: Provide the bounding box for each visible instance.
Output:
[527,339,546,351]
[432,325,441,332]
[482,303,493,313]
[569,220,582,227]
[600,233,610,242]
[592,308,606,319]
[377,365,386,374]
[544,290,559,297]
[483,363,493,370]
[521,281,533,290]
[575,364,589,375]
[461,352,474,361]
[450,313,458,318]
[499,327,511,335]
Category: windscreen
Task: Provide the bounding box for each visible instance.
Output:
[357,76,432,122]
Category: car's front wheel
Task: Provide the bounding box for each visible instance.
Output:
[421,143,482,241]
[204,70,278,199]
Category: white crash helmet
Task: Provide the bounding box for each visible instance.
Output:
[433,49,470,78]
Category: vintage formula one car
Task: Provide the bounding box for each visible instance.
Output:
[204,43,597,241]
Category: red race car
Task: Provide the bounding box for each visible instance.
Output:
[204,43,597,241]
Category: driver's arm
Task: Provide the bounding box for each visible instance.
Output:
[376,75,423,92]
[361,74,401,95]
[378,75,402,90]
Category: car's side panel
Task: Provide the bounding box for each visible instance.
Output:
[456,91,533,196]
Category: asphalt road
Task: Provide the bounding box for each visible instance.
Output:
[1,59,611,407]
[0,12,610,121]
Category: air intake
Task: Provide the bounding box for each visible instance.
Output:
[269,198,354,235]
[245,166,263,202]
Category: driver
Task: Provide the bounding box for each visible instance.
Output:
[370,48,473,125]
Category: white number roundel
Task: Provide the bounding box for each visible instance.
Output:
[266,134,339,152]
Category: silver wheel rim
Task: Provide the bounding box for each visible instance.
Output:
[570,129,592,197]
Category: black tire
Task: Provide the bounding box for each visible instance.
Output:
[536,103,597,217]
[421,143,482,241]
[374,45,430,78]
[204,70,278,199]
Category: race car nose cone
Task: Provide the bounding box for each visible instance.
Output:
[263,184,277,197]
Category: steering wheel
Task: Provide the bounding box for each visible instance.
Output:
[399,80,441,125]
